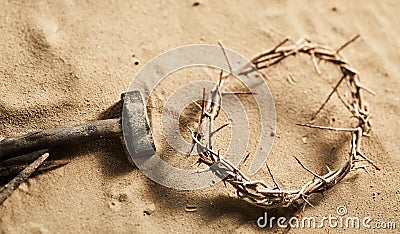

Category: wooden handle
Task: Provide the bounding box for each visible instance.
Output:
[0,118,122,162]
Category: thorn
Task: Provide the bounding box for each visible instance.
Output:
[311,74,347,120]
[357,151,381,171]
[296,123,358,132]
[266,164,281,190]
[353,165,372,176]
[373,163,382,171]
[310,52,321,75]
[222,91,257,95]
[326,165,332,173]
[218,41,233,74]
[241,153,251,165]
[302,196,315,208]
[337,34,361,54]
[192,101,202,110]
[210,123,230,137]
[293,156,326,181]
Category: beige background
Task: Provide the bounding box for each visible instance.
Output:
[1,0,399,233]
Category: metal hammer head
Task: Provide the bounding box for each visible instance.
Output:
[122,91,156,160]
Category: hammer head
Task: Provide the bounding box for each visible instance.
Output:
[122,91,156,160]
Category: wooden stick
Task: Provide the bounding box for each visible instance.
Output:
[0,153,49,205]
[0,160,69,177]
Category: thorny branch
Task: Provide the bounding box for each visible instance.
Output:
[188,35,380,209]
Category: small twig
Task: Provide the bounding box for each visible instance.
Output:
[0,153,49,205]
[0,160,69,177]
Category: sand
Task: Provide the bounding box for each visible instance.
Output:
[1,0,399,233]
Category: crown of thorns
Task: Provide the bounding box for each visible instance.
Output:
[188,35,380,209]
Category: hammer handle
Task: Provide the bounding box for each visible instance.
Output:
[0,118,122,162]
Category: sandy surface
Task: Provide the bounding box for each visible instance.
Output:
[1,0,400,233]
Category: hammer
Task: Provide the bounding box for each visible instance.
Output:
[0,91,156,163]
